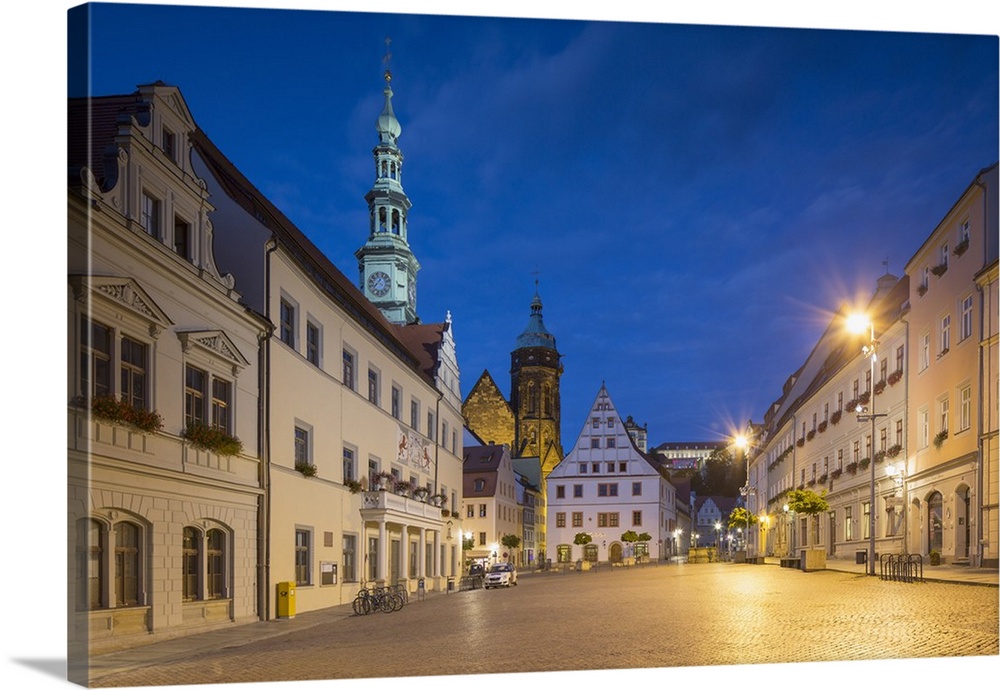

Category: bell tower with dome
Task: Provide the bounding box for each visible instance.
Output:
[510,285,564,476]
[355,62,420,325]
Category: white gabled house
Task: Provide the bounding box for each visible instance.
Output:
[546,384,678,565]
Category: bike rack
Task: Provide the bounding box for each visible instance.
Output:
[879,553,924,583]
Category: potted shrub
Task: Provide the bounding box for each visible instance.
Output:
[343,478,363,493]
[859,457,871,471]
[933,430,948,449]
[785,488,830,571]
[929,550,941,566]
[846,461,858,475]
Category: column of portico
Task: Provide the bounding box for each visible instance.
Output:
[377,520,387,583]
[433,530,441,579]
[418,527,427,579]
[397,519,410,584]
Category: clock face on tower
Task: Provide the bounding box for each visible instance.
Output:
[367,271,390,297]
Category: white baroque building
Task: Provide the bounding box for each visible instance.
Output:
[546,384,678,564]
[68,84,270,661]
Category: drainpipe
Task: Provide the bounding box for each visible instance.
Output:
[900,314,910,555]
[973,172,988,568]
[261,236,278,619]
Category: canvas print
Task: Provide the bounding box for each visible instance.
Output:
[63,2,998,689]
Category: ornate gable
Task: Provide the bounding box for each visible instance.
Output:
[71,275,173,337]
[177,329,251,376]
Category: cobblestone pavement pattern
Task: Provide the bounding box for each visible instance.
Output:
[89,563,999,687]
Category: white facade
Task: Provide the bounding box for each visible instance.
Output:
[68,85,268,657]
[546,385,677,564]
[462,443,523,567]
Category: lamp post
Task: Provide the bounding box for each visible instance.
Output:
[848,313,886,577]
[735,434,756,560]
[714,521,722,555]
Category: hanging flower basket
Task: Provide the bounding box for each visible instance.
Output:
[295,462,317,477]
[89,396,163,434]
[886,444,903,458]
[930,263,948,277]
[846,461,858,475]
[873,380,887,396]
[953,238,969,256]
[818,421,828,433]
[830,410,843,425]
[887,370,903,386]
[183,422,243,456]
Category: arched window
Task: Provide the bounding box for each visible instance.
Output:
[380,160,388,178]
[391,209,400,234]
[76,519,104,610]
[583,543,598,562]
[542,384,551,416]
[527,382,538,414]
[207,529,226,599]
[114,522,141,607]
[378,208,387,232]
[182,527,200,601]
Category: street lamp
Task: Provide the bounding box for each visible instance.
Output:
[848,312,886,577]
[714,521,722,553]
[735,434,756,560]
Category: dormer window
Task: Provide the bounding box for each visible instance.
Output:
[162,127,177,162]
[141,191,161,240]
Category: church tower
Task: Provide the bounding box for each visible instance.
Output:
[510,286,564,476]
[355,65,420,325]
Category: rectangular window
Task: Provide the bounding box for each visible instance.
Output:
[342,535,357,583]
[940,315,951,354]
[632,482,642,496]
[294,529,311,586]
[591,417,599,428]
[162,127,176,160]
[590,438,600,448]
[845,506,853,541]
[632,511,642,527]
[573,485,583,498]
[606,437,616,448]
[619,462,627,472]
[140,191,161,239]
[837,392,843,411]
[185,365,207,427]
[211,378,231,433]
[478,533,486,546]
[294,427,309,466]
[81,318,113,398]
[960,295,973,342]
[279,299,295,347]
[572,512,583,528]
[410,399,419,429]
[607,417,615,428]
[173,216,191,259]
[479,504,486,517]
[896,345,904,373]
[920,333,930,370]
[862,502,871,540]
[606,462,614,473]
[466,505,474,518]
[959,386,972,432]
[306,322,320,366]
[391,385,402,420]
[342,349,355,389]
[556,485,565,499]
[368,367,380,405]
[119,336,147,411]
[342,447,355,482]
[960,218,971,245]
[579,463,588,473]
[427,411,436,440]
[591,463,600,473]
[556,512,566,528]
[939,398,949,434]
[896,419,904,446]
[597,483,619,497]
[919,408,929,448]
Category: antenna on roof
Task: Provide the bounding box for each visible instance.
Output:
[882,257,890,275]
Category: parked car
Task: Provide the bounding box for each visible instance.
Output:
[484,562,517,588]
[468,563,485,577]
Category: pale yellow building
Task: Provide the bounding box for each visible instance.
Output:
[904,163,997,565]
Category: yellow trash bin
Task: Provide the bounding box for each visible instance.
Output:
[276,582,296,619]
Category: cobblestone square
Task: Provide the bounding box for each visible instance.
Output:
[86,563,999,688]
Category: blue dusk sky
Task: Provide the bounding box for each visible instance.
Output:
[73,2,998,447]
